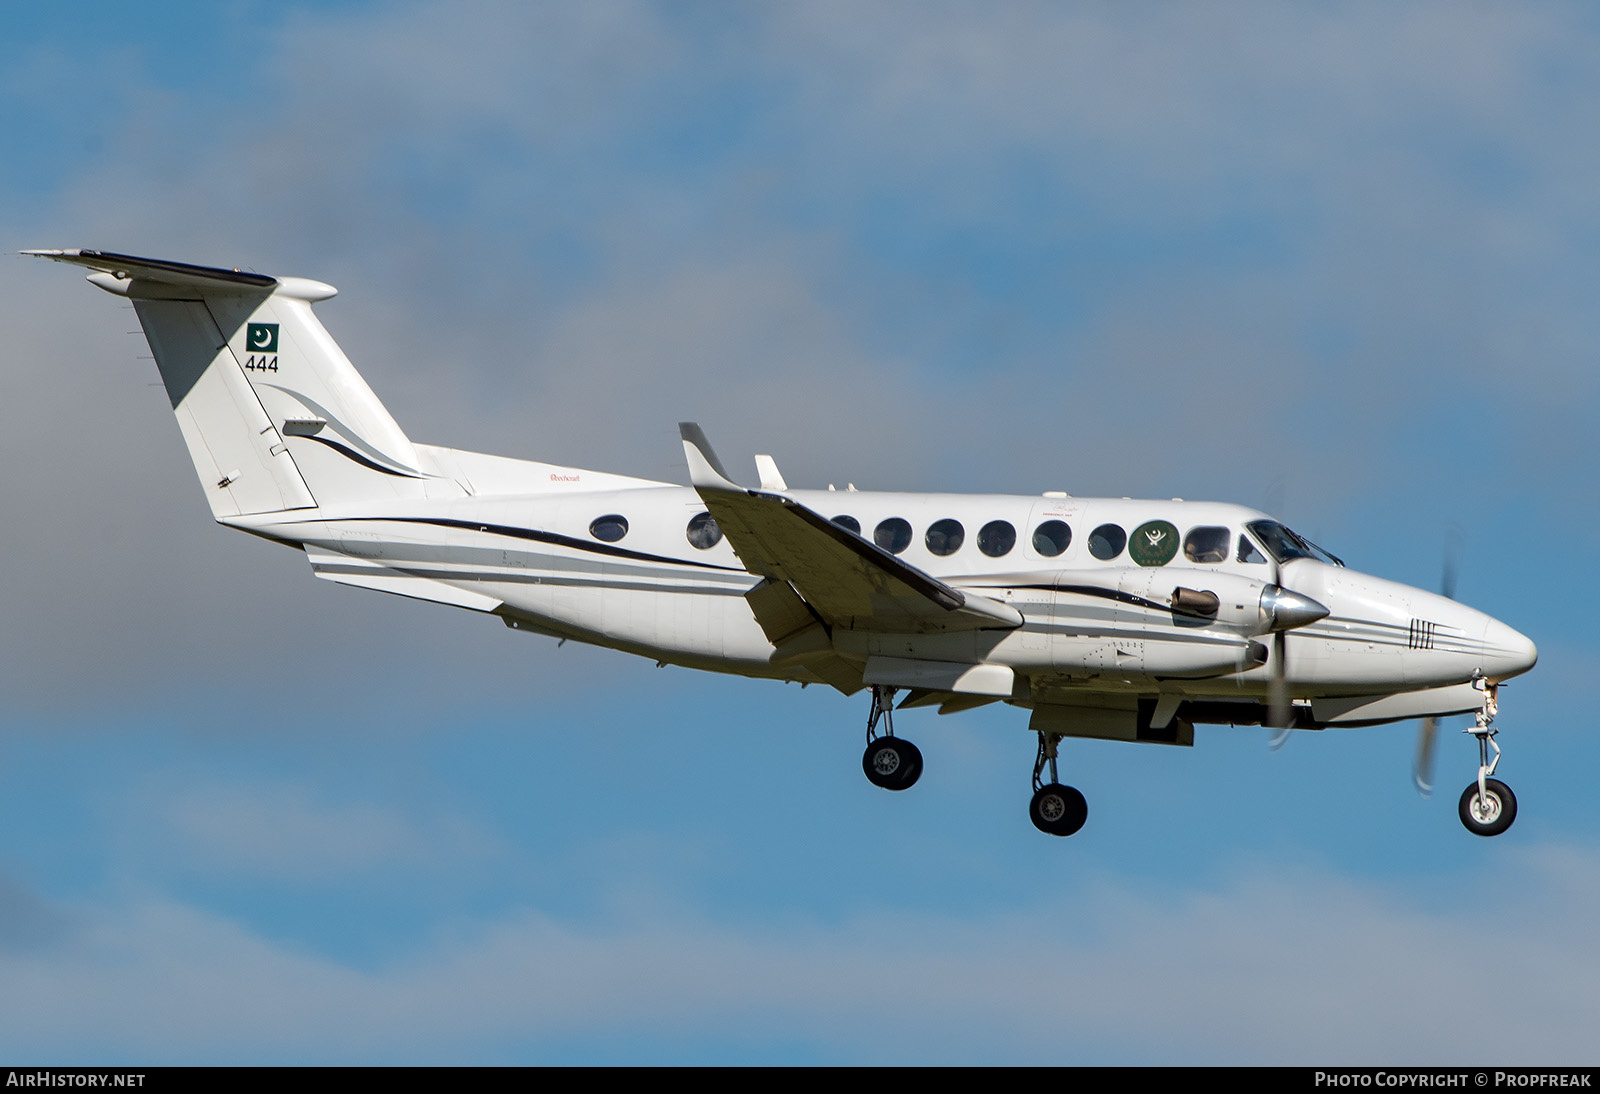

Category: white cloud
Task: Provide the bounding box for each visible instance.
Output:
[152,782,501,881]
[2,845,1596,1062]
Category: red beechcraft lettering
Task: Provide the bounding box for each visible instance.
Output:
[26,249,1539,838]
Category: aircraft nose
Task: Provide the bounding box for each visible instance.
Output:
[1482,617,1538,682]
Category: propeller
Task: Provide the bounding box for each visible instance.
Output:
[1267,637,1292,747]
[1413,716,1438,797]
[1261,480,1292,747]
[1248,507,1331,749]
[1411,528,1462,797]
[1263,572,1328,746]
[1266,547,1290,745]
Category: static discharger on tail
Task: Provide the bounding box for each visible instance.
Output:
[26,249,1539,837]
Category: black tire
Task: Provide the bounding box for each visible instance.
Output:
[863,738,922,791]
[1029,783,1088,837]
[1458,777,1517,837]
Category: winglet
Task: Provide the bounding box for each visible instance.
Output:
[679,423,740,490]
[754,454,788,491]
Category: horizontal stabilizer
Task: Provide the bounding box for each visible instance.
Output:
[23,249,276,290]
[305,546,502,613]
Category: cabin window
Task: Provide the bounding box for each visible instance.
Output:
[926,518,965,556]
[590,514,629,543]
[978,519,1017,557]
[1088,523,1126,560]
[832,515,861,534]
[1184,526,1230,564]
[875,517,912,555]
[685,511,723,550]
[1238,534,1267,564]
[1032,520,1071,557]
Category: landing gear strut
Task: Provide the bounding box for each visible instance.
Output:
[1459,679,1517,837]
[861,685,922,791]
[1030,730,1088,837]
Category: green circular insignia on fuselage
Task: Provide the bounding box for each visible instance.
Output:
[1129,520,1179,567]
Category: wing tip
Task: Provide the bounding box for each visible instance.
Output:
[679,422,738,488]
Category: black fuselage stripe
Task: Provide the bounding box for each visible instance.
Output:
[305,436,421,478]
[307,516,747,572]
[1006,582,1186,616]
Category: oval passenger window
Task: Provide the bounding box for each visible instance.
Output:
[875,517,912,555]
[978,520,1016,557]
[1088,523,1126,560]
[686,512,723,550]
[590,514,629,543]
[1183,526,1230,564]
[925,518,965,556]
[1032,520,1070,557]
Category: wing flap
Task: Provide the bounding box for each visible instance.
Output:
[863,656,1015,697]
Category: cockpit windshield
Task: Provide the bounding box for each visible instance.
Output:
[1244,520,1344,567]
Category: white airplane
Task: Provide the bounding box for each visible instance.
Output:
[27,249,1540,837]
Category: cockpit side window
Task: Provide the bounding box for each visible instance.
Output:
[1183,526,1230,564]
[1238,534,1268,564]
[1245,520,1344,567]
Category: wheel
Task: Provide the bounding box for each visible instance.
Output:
[862,737,922,791]
[1458,777,1517,837]
[1029,783,1088,837]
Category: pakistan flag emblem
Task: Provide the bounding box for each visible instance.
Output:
[1129,520,1179,567]
[246,323,279,353]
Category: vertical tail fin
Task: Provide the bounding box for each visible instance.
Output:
[26,249,445,516]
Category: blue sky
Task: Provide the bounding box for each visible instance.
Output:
[3,0,1598,1063]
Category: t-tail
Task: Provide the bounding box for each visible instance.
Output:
[24,249,437,518]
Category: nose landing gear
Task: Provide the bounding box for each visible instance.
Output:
[1459,777,1516,837]
[1459,679,1517,837]
[861,685,922,791]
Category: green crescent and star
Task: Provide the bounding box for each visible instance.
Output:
[247,322,279,353]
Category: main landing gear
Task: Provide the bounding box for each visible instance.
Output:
[862,685,922,791]
[1030,730,1088,838]
[857,688,1088,836]
[1459,680,1517,837]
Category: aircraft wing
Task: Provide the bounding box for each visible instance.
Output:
[680,424,1023,634]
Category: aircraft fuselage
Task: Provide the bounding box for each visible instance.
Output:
[230,484,1536,725]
